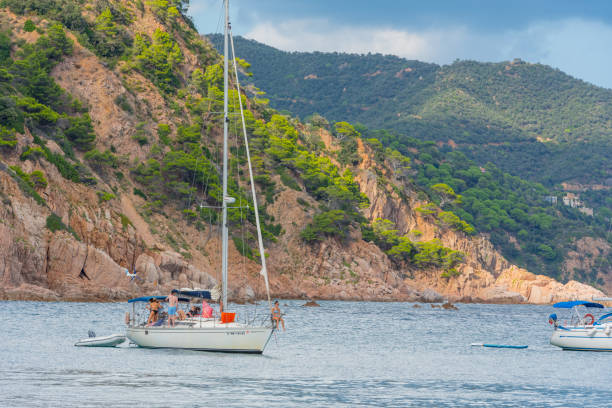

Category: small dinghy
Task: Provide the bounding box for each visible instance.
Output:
[75,331,126,347]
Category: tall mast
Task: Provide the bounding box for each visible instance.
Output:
[221,0,229,309]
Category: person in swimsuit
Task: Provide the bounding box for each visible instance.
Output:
[271,300,285,331]
[186,305,198,318]
[146,298,160,326]
[166,289,179,327]
[201,300,213,318]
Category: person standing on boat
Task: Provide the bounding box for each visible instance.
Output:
[271,300,285,331]
[146,298,160,326]
[166,290,179,327]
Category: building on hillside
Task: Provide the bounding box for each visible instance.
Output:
[544,196,558,205]
[562,193,582,208]
[578,207,594,216]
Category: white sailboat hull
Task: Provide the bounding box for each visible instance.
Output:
[550,325,612,351]
[126,324,273,353]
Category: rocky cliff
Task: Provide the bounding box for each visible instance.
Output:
[0,2,605,304]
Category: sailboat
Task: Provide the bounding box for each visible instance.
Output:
[125,0,274,353]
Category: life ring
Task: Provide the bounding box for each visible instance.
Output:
[584,313,595,325]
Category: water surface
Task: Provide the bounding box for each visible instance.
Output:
[1,301,610,407]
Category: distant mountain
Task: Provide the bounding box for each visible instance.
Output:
[6,0,604,303]
[207,34,612,188]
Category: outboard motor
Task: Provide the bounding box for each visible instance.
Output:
[548,313,557,327]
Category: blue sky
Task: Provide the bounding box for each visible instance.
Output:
[189,0,612,89]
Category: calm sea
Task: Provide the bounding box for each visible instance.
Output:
[1,300,611,407]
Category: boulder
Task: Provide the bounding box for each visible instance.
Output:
[420,288,444,303]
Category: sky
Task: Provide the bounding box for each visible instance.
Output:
[189,0,612,89]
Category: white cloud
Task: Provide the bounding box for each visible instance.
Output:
[245,18,612,89]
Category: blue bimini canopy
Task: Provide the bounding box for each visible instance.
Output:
[127,296,190,303]
[178,290,211,299]
[596,312,612,322]
[553,300,604,309]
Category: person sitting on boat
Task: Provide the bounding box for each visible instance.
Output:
[146,298,161,326]
[166,290,179,327]
[271,300,285,331]
[201,300,213,318]
[186,305,199,317]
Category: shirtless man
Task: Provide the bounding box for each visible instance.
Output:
[166,289,179,327]
[271,300,285,331]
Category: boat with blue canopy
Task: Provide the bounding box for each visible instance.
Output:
[125,0,275,353]
[549,300,612,351]
[552,300,604,309]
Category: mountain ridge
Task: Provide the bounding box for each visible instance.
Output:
[207,34,612,187]
[0,1,605,303]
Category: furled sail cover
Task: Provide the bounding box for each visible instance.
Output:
[210,284,222,301]
[178,290,211,299]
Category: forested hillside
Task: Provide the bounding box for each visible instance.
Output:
[0,0,606,302]
[205,34,612,287]
[207,35,612,190]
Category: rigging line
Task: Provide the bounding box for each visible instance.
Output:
[228,69,250,315]
[227,31,255,319]
[229,27,272,309]
[214,0,224,37]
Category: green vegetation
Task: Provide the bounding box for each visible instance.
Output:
[7,165,46,205]
[119,213,133,230]
[31,136,94,185]
[0,126,17,149]
[114,94,133,113]
[133,188,147,200]
[46,212,79,239]
[276,167,300,191]
[97,191,116,202]
[3,0,134,60]
[387,136,611,281]
[133,29,183,92]
[23,20,36,32]
[157,123,172,145]
[301,210,352,242]
[369,218,465,274]
[65,114,96,151]
[233,235,255,260]
[20,146,44,161]
[0,22,98,185]
[85,149,118,170]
